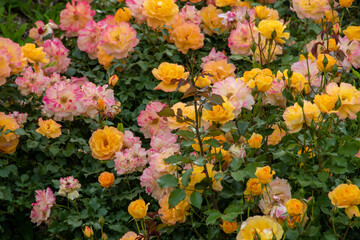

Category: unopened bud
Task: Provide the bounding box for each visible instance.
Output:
[83,226,94,238]
[108,74,119,87]
[97,99,106,112]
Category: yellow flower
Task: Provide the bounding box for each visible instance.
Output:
[220,220,238,234]
[299,53,316,62]
[267,124,286,146]
[303,100,321,125]
[316,54,337,72]
[89,126,124,160]
[244,178,263,196]
[339,0,355,8]
[170,23,204,54]
[215,0,236,7]
[167,102,195,130]
[202,97,235,124]
[343,26,360,41]
[242,68,274,92]
[236,216,284,240]
[313,94,336,113]
[195,74,212,88]
[255,6,275,20]
[21,43,49,64]
[128,199,149,220]
[120,232,138,240]
[115,7,132,23]
[329,184,360,219]
[199,4,225,36]
[248,133,263,149]
[108,74,118,87]
[158,193,190,225]
[282,103,304,133]
[153,62,190,92]
[328,38,338,51]
[286,201,308,229]
[202,59,236,83]
[83,226,94,238]
[288,72,310,94]
[36,118,62,139]
[0,112,20,154]
[98,171,115,188]
[142,0,179,29]
[255,20,290,44]
[285,199,304,216]
[97,99,106,112]
[255,166,275,184]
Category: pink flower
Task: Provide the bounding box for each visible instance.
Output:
[140,166,172,200]
[77,21,103,59]
[15,67,50,96]
[149,131,179,154]
[201,47,228,68]
[232,5,255,23]
[123,130,142,149]
[212,77,254,116]
[29,20,58,46]
[60,0,95,37]
[0,49,11,86]
[218,11,237,27]
[228,21,253,55]
[264,78,286,108]
[98,15,117,27]
[0,37,23,76]
[137,101,170,138]
[179,5,201,26]
[41,38,71,74]
[340,37,360,69]
[291,60,321,87]
[126,0,146,24]
[30,188,56,226]
[42,81,84,121]
[8,111,28,127]
[291,0,330,21]
[114,143,148,175]
[58,176,81,200]
[100,22,139,59]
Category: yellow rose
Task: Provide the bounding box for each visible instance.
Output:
[153,62,190,92]
[236,216,284,240]
[0,112,20,154]
[115,7,132,23]
[108,74,118,87]
[343,26,360,41]
[328,38,338,51]
[314,94,336,113]
[329,184,360,219]
[89,126,124,160]
[267,124,286,146]
[167,102,196,130]
[339,0,355,8]
[316,54,337,72]
[203,97,235,124]
[285,199,304,216]
[21,43,49,64]
[248,133,263,149]
[158,193,190,225]
[255,20,290,44]
[220,220,238,234]
[255,166,275,184]
[303,100,321,125]
[199,4,225,36]
[98,171,115,188]
[282,103,304,133]
[170,23,204,54]
[288,72,310,94]
[202,59,236,83]
[128,199,149,220]
[195,74,211,88]
[215,0,236,7]
[96,46,114,70]
[242,68,274,92]
[244,178,263,196]
[36,118,62,139]
[286,201,308,229]
[83,226,94,238]
[255,6,270,19]
[142,0,179,29]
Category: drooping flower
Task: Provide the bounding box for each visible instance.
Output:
[100,22,139,59]
[36,118,62,139]
[41,38,71,74]
[89,126,124,160]
[30,188,56,226]
[0,112,20,154]
[58,176,81,200]
[60,0,95,37]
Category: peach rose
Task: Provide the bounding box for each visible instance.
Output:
[220,220,238,234]
[202,97,235,124]
[142,0,179,29]
[153,62,190,92]
[98,171,115,188]
[236,216,284,240]
[89,126,124,160]
[128,199,149,219]
[170,23,204,54]
[244,178,263,196]
[0,112,20,154]
[255,166,275,184]
[36,118,61,139]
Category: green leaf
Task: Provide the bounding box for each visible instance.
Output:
[26,139,38,149]
[318,171,329,182]
[168,188,186,209]
[164,154,184,165]
[230,158,242,171]
[203,139,221,148]
[14,128,27,135]
[181,169,193,188]
[231,171,246,182]
[157,174,178,188]
[194,156,206,166]
[237,121,249,135]
[190,191,202,209]
[176,130,195,139]
[338,141,360,156]
[205,209,221,225]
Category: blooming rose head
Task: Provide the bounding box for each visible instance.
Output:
[283,103,304,133]
[30,188,56,226]
[36,118,62,139]
[343,26,360,41]
[89,126,124,160]
[244,178,263,197]
[128,199,149,219]
[41,38,71,74]
[98,171,115,188]
[115,7,132,23]
[199,4,225,36]
[58,176,81,200]
[195,74,212,88]
[142,0,179,28]
[170,23,204,54]
[220,220,238,234]
[328,183,360,209]
[202,59,236,83]
[288,72,310,94]
[255,20,289,44]
[158,193,190,225]
[0,112,20,154]
[255,166,275,184]
[236,215,284,240]
[285,199,304,216]
[228,21,253,55]
[202,97,235,124]
[21,43,49,65]
[339,0,355,7]
[248,133,263,149]
[267,124,286,145]
[303,100,321,125]
[291,0,330,21]
[153,62,190,92]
